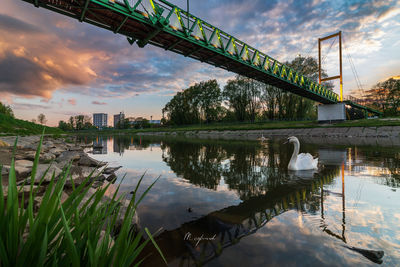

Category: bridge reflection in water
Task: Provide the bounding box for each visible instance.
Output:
[105,136,340,266]
[142,168,339,266]
[81,135,396,265]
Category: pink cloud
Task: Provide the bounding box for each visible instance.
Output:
[92,101,107,105]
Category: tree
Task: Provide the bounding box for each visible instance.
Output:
[0,102,14,117]
[259,56,332,120]
[163,80,222,125]
[223,77,249,121]
[37,113,47,125]
[222,76,262,122]
[58,120,72,131]
[196,80,222,123]
[364,77,400,116]
[69,116,75,129]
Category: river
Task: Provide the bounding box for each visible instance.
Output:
[81,134,400,266]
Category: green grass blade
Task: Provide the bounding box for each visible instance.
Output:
[28,132,44,227]
[144,227,167,265]
[0,165,4,221]
[37,226,48,266]
[59,199,80,267]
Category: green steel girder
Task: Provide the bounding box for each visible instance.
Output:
[79,0,91,21]
[137,27,163,47]
[114,15,128,33]
[21,0,383,113]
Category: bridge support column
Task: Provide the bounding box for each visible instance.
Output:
[318,103,346,123]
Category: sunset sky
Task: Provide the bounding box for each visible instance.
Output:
[1,0,399,126]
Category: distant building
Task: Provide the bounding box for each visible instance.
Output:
[149,120,161,124]
[93,113,108,129]
[113,112,125,128]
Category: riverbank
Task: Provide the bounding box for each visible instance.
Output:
[73,117,400,136]
[137,125,400,139]
[135,126,400,147]
[0,113,63,136]
[0,134,138,228]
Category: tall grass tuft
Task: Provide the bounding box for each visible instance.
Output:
[0,135,166,266]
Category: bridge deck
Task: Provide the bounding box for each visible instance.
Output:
[21,0,380,115]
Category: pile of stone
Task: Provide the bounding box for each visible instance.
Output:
[0,135,138,232]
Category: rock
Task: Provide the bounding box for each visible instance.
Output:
[91,180,104,188]
[114,199,140,235]
[78,154,106,167]
[43,141,55,149]
[68,145,83,151]
[96,174,106,182]
[0,139,10,147]
[22,143,41,151]
[65,165,102,186]
[15,160,34,168]
[1,165,10,176]
[16,151,36,161]
[56,151,81,163]
[105,173,117,183]
[14,160,34,178]
[3,185,38,198]
[90,174,106,188]
[103,166,122,175]
[98,230,115,249]
[41,153,56,162]
[33,164,62,183]
[34,191,68,211]
[49,147,65,156]
[80,166,102,178]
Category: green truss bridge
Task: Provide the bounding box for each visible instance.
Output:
[22,0,381,116]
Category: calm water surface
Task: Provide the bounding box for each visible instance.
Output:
[84,135,400,266]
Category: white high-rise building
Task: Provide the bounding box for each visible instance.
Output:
[93,113,108,129]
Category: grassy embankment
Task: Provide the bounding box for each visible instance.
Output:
[0,114,63,136]
[75,117,400,135]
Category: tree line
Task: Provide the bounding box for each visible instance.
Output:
[364,77,400,116]
[58,115,94,131]
[162,56,333,125]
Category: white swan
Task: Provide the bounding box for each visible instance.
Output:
[286,136,318,170]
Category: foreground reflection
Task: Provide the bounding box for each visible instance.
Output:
[83,135,400,266]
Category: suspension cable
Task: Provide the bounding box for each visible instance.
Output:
[342,35,366,101]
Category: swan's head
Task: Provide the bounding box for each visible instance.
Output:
[287,136,299,144]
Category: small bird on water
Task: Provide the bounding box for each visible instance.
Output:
[258,134,267,142]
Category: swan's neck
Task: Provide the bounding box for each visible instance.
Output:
[289,140,300,169]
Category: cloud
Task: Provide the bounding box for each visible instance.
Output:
[92,101,107,105]
[10,102,51,110]
[0,13,41,34]
[1,0,399,105]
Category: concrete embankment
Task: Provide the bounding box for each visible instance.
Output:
[137,126,400,146]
